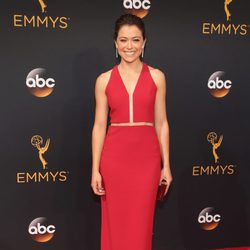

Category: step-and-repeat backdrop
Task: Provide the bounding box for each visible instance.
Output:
[1,0,250,249]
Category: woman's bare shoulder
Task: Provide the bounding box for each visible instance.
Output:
[95,68,113,91]
[148,65,165,78]
[147,65,166,87]
[97,68,113,82]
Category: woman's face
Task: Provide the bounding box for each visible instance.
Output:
[115,24,146,63]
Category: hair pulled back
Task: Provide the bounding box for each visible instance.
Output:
[114,14,146,40]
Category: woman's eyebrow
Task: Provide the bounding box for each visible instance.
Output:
[118,36,141,39]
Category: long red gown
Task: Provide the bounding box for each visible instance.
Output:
[99,62,161,250]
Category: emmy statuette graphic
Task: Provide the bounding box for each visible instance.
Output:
[224,0,233,21]
[38,0,47,13]
[31,135,50,169]
[207,132,223,163]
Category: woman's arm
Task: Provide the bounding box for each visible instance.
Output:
[91,72,110,195]
[154,70,170,169]
[152,68,173,194]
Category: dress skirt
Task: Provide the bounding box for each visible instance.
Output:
[99,125,161,250]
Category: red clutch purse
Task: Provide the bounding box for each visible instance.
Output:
[157,179,168,201]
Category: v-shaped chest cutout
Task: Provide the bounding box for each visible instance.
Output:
[115,63,146,123]
[116,63,145,97]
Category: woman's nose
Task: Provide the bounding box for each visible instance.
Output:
[127,40,132,49]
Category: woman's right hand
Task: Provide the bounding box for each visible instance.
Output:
[91,170,106,195]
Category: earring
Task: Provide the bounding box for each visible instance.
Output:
[116,48,118,58]
[141,47,144,58]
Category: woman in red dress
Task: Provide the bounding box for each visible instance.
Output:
[91,14,172,250]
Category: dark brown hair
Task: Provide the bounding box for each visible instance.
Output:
[114,14,146,40]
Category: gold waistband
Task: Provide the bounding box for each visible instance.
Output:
[110,122,154,126]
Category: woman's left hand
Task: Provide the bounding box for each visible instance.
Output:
[159,167,173,196]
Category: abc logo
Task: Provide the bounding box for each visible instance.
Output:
[28,217,56,242]
[26,68,55,97]
[123,0,151,18]
[198,207,221,231]
[207,71,232,98]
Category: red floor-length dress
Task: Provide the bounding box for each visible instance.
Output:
[99,62,161,250]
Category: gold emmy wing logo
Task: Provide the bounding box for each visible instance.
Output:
[13,0,69,29]
[31,135,50,169]
[224,0,232,21]
[16,135,69,183]
[207,132,223,163]
[38,0,47,13]
[192,132,235,176]
[202,0,249,36]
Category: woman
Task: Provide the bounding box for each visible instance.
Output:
[91,14,172,250]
